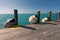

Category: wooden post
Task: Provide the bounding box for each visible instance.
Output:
[14,9,18,25]
[36,11,40,24]
[57,12,60,20]
[48,11,52,21]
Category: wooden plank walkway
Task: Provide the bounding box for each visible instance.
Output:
[0,21,60,40]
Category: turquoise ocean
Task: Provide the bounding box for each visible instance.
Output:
[0,13,57,28]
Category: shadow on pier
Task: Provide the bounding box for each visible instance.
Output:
[41,22,57,25]
[19,25,36,30]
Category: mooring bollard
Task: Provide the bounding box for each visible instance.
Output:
[57,12,60,20]
[48,11,52,21]
[14,9,18,25]
[36,11,40,24]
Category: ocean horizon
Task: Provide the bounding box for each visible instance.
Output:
[0,13,57,28]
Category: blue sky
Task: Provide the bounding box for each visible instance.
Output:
[0,0,60,14]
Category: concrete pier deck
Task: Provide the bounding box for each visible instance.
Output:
[0,21,60,40]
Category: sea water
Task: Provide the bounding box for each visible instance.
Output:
[0,13,57,28]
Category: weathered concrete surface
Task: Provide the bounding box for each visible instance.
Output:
[0,21,60,40]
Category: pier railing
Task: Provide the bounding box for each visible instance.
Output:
[14,9,60,25]
[4,9,60,28]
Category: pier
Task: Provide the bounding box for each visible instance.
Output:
[0,21,60,40]
[0,9,60,40]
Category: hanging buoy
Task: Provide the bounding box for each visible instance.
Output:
[42,17,49,23]
[4,19,15,28]
[29,15,38,24]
